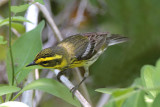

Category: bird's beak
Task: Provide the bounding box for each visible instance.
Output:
[26,61,37,67]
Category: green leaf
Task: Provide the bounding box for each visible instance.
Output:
[6,21,44,85]
[156,59,160,72]
[95,87,134,94]
[13,78,80,107]
[11,22,25,34]
[122,91,146,107]
[0,36,7,45]
[0,16,31,27]
[11,16,31,23]
[0,21,25,34]
[131,78,143,87]
[11,4,30,14]
[141,65,160,98]
[96,87,135,107]
[35,0,45,5]
[0,86,20,96]
[104,98,116,107]
[152,93,160,107]
[141,65,155,98]
[95,88,115,94]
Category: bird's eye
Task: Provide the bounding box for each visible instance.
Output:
[42,61,48,64]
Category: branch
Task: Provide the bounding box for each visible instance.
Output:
[73,68,92,104]
[73,0,88,27]
[54,70,91,107]
[35,2,63,41]
[96,93,110,107]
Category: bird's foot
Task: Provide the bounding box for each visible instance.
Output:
[70,85,79,98]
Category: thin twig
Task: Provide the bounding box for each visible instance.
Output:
[35,2,63,41]
[9,0,15,86]
[96,93,110,107]
[54,70,91,107]
[73,0,88,27]
[73,68,92,104]
[11,28,21,37]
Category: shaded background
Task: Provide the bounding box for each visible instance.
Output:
[0,0,160,106]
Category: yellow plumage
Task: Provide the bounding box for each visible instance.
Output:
[26,32,128,94]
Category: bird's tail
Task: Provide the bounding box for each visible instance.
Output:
[107,34,129,46]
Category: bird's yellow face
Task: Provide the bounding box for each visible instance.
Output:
[26,48,68,69]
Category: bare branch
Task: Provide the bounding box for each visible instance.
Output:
[73,0,88,27]
[35,2,63,41]
[96,93,110,107]
[54,69,91,107]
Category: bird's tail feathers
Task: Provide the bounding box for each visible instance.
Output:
[107,34,128,46]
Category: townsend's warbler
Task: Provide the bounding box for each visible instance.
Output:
[26,32,128,94]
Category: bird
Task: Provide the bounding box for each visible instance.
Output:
[26,32,128,95]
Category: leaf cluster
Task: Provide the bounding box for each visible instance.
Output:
[96,59,160,107]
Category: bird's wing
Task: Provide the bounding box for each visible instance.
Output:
[58,35,89,60]
[78,32,108,60]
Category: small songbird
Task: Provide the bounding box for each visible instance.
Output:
[26,32,128,94]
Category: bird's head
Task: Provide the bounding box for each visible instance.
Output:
[26,47,66,69]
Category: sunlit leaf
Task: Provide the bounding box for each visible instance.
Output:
[35,0,44,5]
[11,4,30,14]
[156,59,160,71]
[6,21,44,85]
[122,91,146,107]
[95,87,134,94]
[14,78,80,107]
[11,16,31,23]
[96,87,136,107]
[141,65,160,98]
[0,86,20,96]
[0,16,31,27]
[152,93,160,107]
[11,22,25,34]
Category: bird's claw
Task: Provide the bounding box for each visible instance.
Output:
[70,85,79,98]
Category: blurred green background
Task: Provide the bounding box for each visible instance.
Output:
[91,0,160,88]
[0,0,160,106]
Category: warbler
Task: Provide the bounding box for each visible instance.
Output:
[26,32,128,94]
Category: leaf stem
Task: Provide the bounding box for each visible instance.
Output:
[11,91,22,101]
[9,0,15,86]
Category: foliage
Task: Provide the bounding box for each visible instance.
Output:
[96,59,160,107]
[11,0,44,14]
[0,0,160,106]
[0,86,20,96]
[12,78,80,107]
[91,0,160,88]
[0,2,80,104]
[6,21,44,85]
